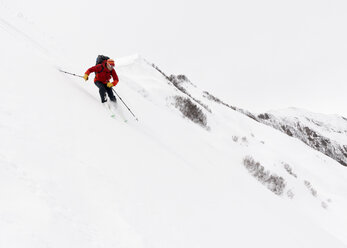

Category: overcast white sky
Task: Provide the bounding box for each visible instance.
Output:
[7,0,347,116]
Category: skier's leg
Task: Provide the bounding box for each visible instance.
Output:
[94,81,108,103]
[106,87,117,102]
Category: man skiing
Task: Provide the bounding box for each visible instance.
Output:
[83,57,119,103]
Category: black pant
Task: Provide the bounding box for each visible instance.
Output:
[94,81,116,103]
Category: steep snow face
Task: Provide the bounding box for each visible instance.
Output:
[256,108,347,166]
[1,5,347,248]
[149,72,347,245]
[180,73,347,168]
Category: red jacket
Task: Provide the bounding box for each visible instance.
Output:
[85,61,119,86]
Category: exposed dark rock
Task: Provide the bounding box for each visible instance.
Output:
[168,75,212,113]
[243,156,286,195]
[151,63,171,81]
[173,95,209,130]
[281,125,293,137]
[258,113,270,120]
[151,63,347,167]
[203,91,236,111]
[256,115,347,167]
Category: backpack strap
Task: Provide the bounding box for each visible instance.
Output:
[96,64,104,74]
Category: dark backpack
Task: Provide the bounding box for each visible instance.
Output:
[95,55,110,65]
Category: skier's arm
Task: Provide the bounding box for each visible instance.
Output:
[85,64,101,76]
[111,69,119,86]
[83,64,102,81]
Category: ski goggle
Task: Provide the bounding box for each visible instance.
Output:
[107,59,115,67]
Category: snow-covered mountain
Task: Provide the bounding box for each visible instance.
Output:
[256,108,347,166]
[1,3,347,248]
[164,72,347,167]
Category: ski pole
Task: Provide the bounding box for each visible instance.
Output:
[59,69,84,78]
[112,88,138,121]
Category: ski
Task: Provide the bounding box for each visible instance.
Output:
[103,101,128,123]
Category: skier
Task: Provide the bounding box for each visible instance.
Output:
[83,58,119,103]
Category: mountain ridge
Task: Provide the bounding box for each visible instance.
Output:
[165,72,347,167]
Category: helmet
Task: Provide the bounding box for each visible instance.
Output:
[106,59,115,67]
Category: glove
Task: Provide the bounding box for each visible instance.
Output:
[83,74,89,81]
[107,82,114,88]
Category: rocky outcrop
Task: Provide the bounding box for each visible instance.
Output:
[202,90,347,167]
[257,112,347,166]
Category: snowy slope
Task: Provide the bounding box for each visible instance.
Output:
[1,5,347,248]
[255,108,347,166]
[267,108,347,145]
[180,74,347,168]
